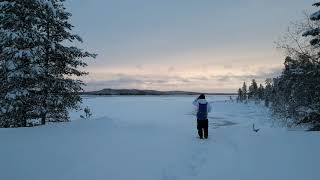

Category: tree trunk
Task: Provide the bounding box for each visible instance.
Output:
[22,118,27,127]
[41,114,46,125]
[41,23,51,125]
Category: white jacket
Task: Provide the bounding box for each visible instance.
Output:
[192,98,212,113]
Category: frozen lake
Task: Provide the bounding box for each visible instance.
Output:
[1,95,319,180]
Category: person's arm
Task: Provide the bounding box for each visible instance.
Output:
[192,96,199,107]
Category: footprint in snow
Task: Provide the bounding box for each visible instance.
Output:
[187,146,208,176]
[162,169,178,180]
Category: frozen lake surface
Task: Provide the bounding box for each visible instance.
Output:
[0,95,319,180]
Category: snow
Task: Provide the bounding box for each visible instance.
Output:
[5,60,17,70]
[0,107,7,113]
[51,42,56,51]
[0,29,19,40]
[310,10,320,21]
[5,89,29,100]
[302,28,320,37]
[31,64,43,75]
[0,1,16,9]
[37,0,57,16]
[0,95,319,180]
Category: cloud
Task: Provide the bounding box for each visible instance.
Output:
[223,64,233,69]
[168,66,175,72]
[83,65,283,92]
[135,65,144,70]
[84,73,195,91]
[210,66,282,83]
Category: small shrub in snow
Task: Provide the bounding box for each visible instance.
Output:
[80,107,92,119]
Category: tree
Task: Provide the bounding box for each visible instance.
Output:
[261,2,320,126]
[241,82,247,102]
[248,79,258,100]
[0,0,46,127]
[236,2,320,128]
[303,2,320,50]
[297,3,320,123]
[0,0,96,127]
[35,0,96,124]
[237,88,243,102]
[264,79,273,107]
[258,84,264,100]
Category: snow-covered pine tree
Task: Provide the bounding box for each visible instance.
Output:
[258,84,264,100]
[248,79,258,100]
[269,55,308,119]
[241,82,247,102]
[36,0,96,124]
[237,88,243,102]
[299,2,320,124]
[236,2,320,126]
[264,79,272,107]
[0,0,96,127]
[0,0,46,127]
[248,84,253,99]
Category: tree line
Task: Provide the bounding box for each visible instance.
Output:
[0,0,96,127]
[237,2,320,130]
[237,79,272,106]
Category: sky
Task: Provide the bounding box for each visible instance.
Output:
[66,0,316,93]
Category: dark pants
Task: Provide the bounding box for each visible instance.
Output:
[197,119,208,139]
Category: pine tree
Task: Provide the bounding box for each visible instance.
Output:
[0,0,46,127]
[0,0,96,127]
[36,0,96,124]
[237,88,243,102]
[258,84,264,100]
[264,79,272,107]
[241,82,247,102]
[303,2,320,47]
[248,79,258,100]
[236,2,320,127]
[248,85,253,99]
[301,2,320,124]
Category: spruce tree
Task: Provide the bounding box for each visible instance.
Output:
[248,79,258,100]
[248,85,253,99]
[236,2,320,126]
[264,78,273,107]
[301,2,320,123]
[241,82,247,101]
[258,84,264,100]
[36,0,96,124]
[0,0,96,127]
[237,88,243,102]
[0,0,45,127]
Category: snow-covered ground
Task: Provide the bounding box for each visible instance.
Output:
[0,95,319,180]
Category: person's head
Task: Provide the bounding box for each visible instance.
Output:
[199,94,205,99]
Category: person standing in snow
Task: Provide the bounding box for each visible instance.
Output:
[192,94,212,139]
